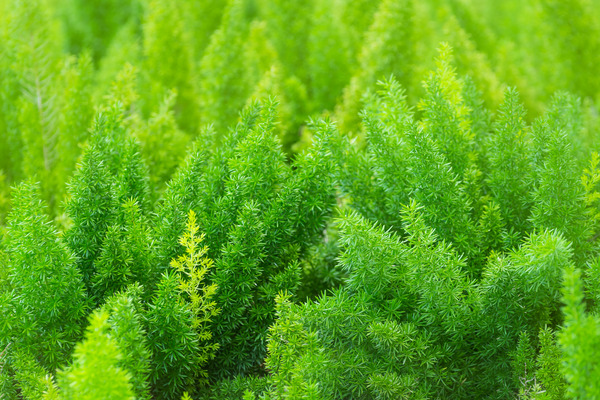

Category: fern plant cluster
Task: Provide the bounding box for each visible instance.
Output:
[1,0,600,399]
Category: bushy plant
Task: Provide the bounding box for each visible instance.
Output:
[1,0,600,398]
[1,181,87,372]
[58,310,136,400]
[146,209,218,399]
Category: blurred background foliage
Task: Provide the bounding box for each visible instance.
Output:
[1,0,600,223]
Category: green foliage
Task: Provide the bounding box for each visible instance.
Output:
[146,272,202,399]
[58,310,135,400]
[11,350,56,400]
[336,72,482,274]
[529,93,589,257]
[559,266,600,399]
[2,0,62,214]
[3,0,600,397]
[92,200,156,301]
[536,327,566,399]
[1,181,87,371]
[152,100,335,380]
[131,90,191,198]
[265,209,442,399]
[582,152,600,233]
[63,116,119,293]
[540,0,600,99]
[57,53,95,187]
[64,106,154,303]
[170,210,220,380]
[257,0,313,85]
[153,138,211,270]
[307,0,352,112]
[178,0,228,59]
[584,255,600,312]
[512,332,536,395]
[146,210,218,399]
[211,201,268,375]
[141,0,198,131]
[476,230,572,396]
[0,171,10,226]
[60,0,142,60]
[440,10,504,112]
[206,375,270,400]
[337,0,415,134]
[265,198,574,398]
[486,87,532,236]
[100,286,153,400]
[418,43,476,179]
[297,222,345,300]
[198,0,253,135]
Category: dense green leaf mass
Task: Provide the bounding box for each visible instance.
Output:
[1,0,600,399]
